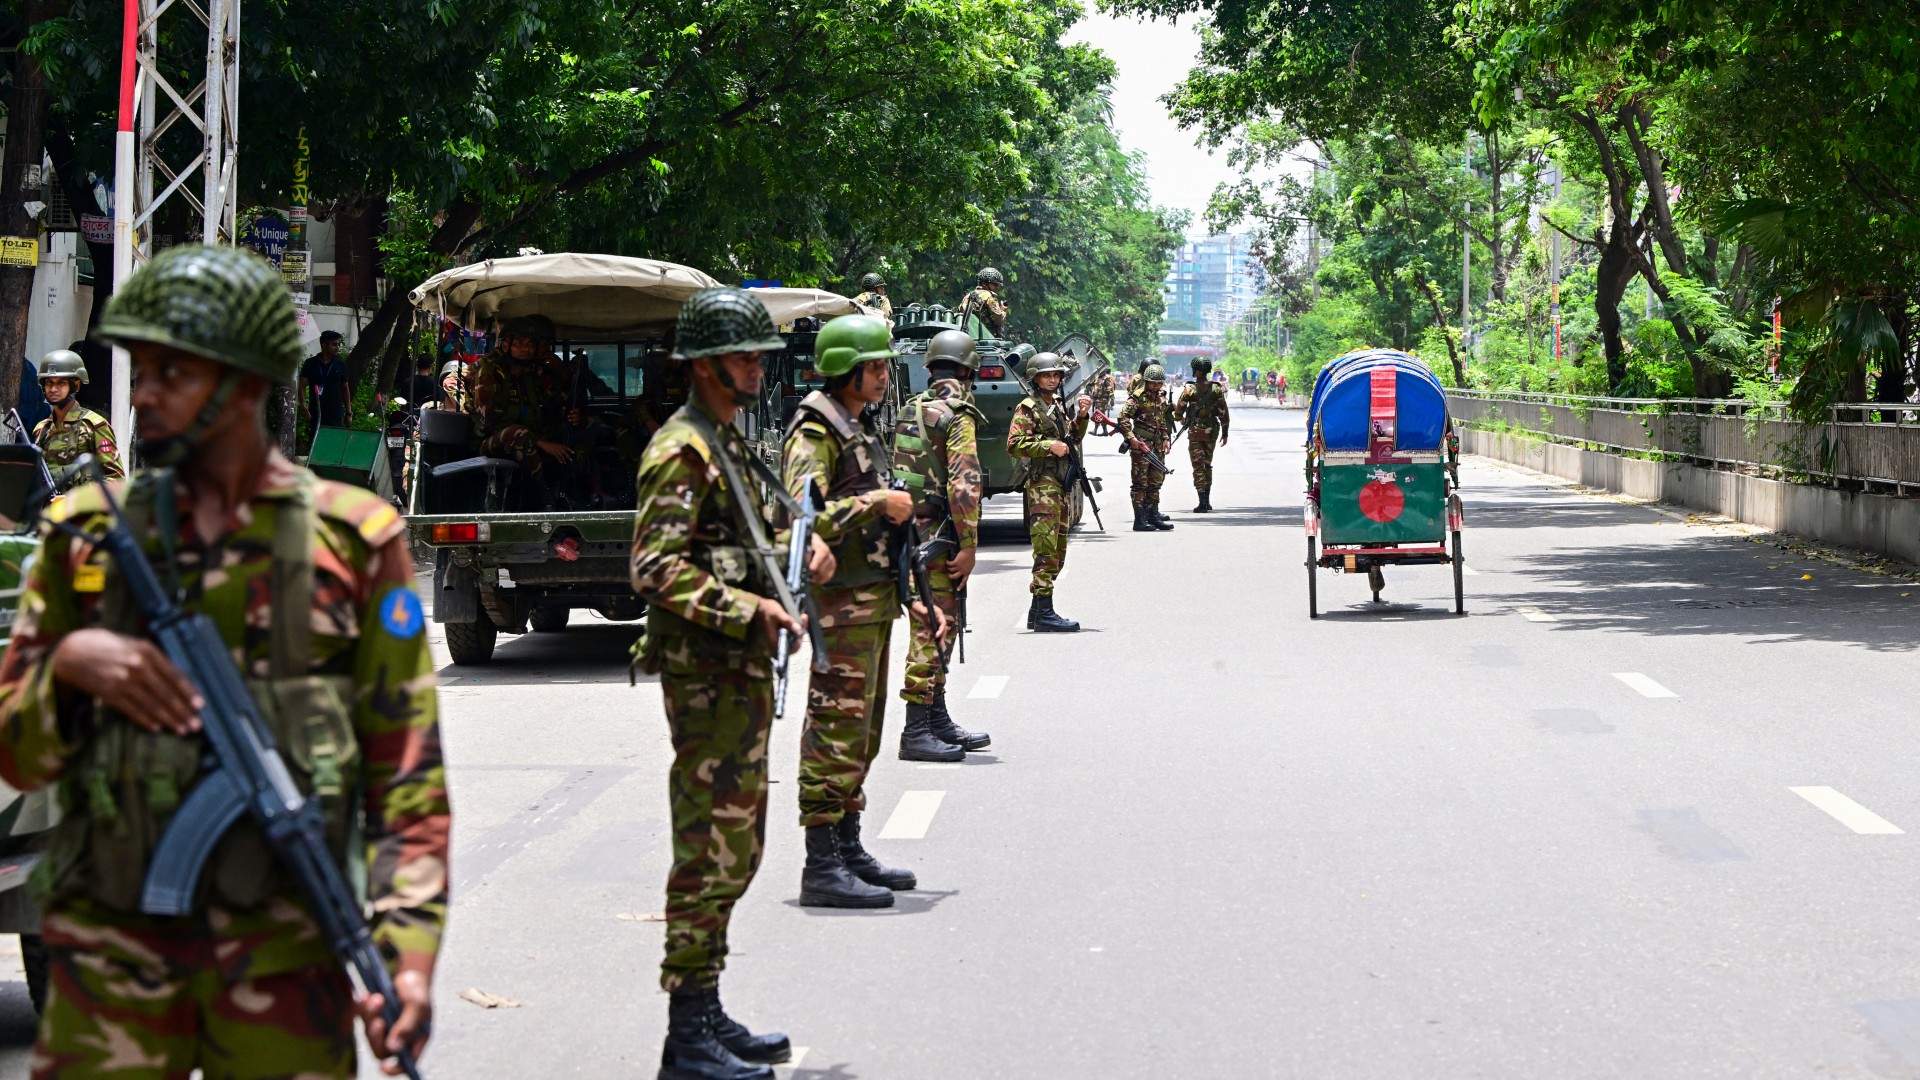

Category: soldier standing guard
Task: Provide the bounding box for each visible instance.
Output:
[31,349,123,490]
[0,245,445,1077]
[1006,352,1089,632]
[851,273,894,322]
[891,329,991,759]
[1173,357,1231,512]
[782,315,941,909]
[955,267,1010,338]
[630,287,835,1080]
[1116,363,1178,532]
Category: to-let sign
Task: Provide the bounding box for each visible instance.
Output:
[0,237,38,267]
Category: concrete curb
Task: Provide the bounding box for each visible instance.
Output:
[1461,428,1920,565]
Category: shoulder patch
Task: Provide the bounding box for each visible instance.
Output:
[313,478,405,548]
[377,585,425,640]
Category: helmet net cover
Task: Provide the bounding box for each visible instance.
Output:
[673,287,786,359]
[96,244,305,385]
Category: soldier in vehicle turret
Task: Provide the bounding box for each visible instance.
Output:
[955,267,1009,337]
[851,273,893,322]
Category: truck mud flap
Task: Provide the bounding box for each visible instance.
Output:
[434,549,482,624]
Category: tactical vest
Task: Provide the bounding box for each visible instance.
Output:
[42,471,362,913]
[634,407,783,674]
[785,392,891,589]
[892,390,984,515]
[1017,396,1072,486]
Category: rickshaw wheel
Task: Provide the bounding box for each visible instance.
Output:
[1452,529,1466,614]
[1306,537,1319,619]
[1367,564,1385,603]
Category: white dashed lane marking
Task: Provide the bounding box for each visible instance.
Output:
[1517,607,1557,622]
[878,791,946,840]
[1613,672,1678,698]
[967,675,1009,699]
[1791,786,1905,835]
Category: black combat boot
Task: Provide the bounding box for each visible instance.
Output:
[930,692,990,751]
[1132,504,1154,532]
[706,985,791,1066]
[1028,594,1081,633]
[1194,489,1212,513]
[899,703,965,762]
[799,824,893,908]
[836,812,916,890]
[1151,499,1175,530]
[660,989,773,1080]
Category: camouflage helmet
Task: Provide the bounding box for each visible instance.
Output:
[814,314,899,377]
[1190,357,1213,375]
[673,287,786,359]
[860,273,885,290]
[1026,351,1070,378]
[976,267,1004,286]
[1143,364,1166,383]
[924,328,978,371]
[500,314,555,342]
[96,244,304,385]
[38,348,88,385]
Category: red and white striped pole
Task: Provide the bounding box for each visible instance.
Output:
[108,0,138,449]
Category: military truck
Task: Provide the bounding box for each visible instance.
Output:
[405,254,868,665]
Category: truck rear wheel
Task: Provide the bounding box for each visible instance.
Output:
[529,607,570,633]
[446,620,498,665]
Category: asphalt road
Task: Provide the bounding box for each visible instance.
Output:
[7,399,1920,1078]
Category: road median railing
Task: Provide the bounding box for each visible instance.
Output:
[1447,390,1920,496]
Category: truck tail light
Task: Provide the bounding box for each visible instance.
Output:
[430,522,488,544]
[977,365,1005,380]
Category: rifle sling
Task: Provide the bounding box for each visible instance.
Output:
[676,404,806,620]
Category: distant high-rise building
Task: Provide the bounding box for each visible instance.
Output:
[1163,233,1260,331]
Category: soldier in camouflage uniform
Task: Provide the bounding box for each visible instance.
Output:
[891,329,990,759]
[437,359,471,414]
[472,314,570,476]
[31,349,122,491]
[0,245,445,1077]
[1007,352,1089,632]
[1116,364,1177,532]
[1173,357,1231,512]
[782,315,938,910]
[954,267,1010,338]
[630,287,834,1080]
[850,273,893,322]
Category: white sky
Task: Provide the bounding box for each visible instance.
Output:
[1064,12,1235,238]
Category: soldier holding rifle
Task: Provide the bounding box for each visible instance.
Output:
[1006,352,1090,632]
[0,245,445,1077]
[1116,363,1178,532]
[891,330,991,758]
[630,287,836,1080]
[781,314,945,910]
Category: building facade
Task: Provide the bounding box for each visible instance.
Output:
[1162,233,1261,332]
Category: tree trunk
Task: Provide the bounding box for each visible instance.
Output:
[345,198,481,383]
[0,0,62,414]
[1595,232,1636,393]
[375,308,414,402]
[1876,303,1910,407]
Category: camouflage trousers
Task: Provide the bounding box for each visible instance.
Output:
[1187,428,1219,492]
[661,668,773,992]
[798,619,894,827]
[900,558,960,706]
[1025,479,1071,596]
[1129,441,1170,506]
[35,940,353,1078]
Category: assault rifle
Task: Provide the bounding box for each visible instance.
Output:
[773,478,831,720]
[1053,400,1104,532]
[889,481,947,678]
[44,457,424,1080]
[1093,408,1175,475]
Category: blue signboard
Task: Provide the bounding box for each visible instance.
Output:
[241,215,291,266]
[742,279,784,288]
